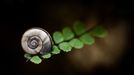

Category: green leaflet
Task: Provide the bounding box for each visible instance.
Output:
[42,53,51,59]
[30,56,42,64]
[90,26,108,38]
[80,33,95,45]
[24,53,32,60]
[73,21,86,35]
[52,45,60,54]
[69,38,84,49]
[53,31,64,44]
[62,27,74,40]
[59,42,72,52]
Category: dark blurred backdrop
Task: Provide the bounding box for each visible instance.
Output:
[0,0,134,75]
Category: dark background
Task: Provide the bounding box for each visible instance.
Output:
[0,0,134,75]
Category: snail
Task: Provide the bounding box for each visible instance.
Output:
[21,28,52,55]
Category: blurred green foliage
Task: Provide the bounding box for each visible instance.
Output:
[80,33,95,45]
[62,27,74,40]
[69,38,84,49]
[24,21,108,64]
[73,21,86,35]
[53,31,64,44]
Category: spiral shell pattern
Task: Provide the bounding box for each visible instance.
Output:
[21,28,52,55]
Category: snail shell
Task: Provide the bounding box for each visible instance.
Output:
[21,28,52,55]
